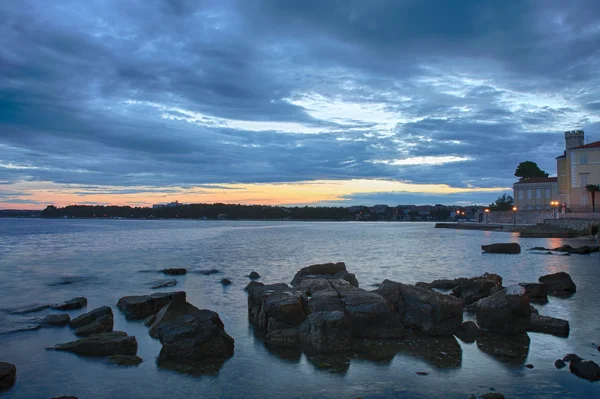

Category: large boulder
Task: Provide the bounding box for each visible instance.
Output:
[298,311,352,352]
[0,362,16,389]
[570,358,600,381]
[51,297,87,311]
[451,273,503,305]
[70,306,113,336]
[538,272,576,296]
[481,243,521,254]
[375,280,464,336]
[290,262,358,288]
[154,307,234,362]
[518,283,548,303]
[47,331,138,357]
[528,314,569,336]
[476,285,530,334]
[117,292,186,320]
[149,297,202,338]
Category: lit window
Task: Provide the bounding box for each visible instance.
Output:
[581,154,588,164]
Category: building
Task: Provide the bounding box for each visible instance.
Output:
[513,177,558,210]
[152,200,181,209]
[557,130,600,211]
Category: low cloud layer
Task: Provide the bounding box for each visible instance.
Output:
[1,0,599,207]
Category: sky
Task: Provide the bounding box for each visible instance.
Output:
[1,0,600,209]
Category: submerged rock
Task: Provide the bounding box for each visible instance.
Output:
[151,279,177,289]
[107,354,143,366]
[538,272,576,296]
[0,362,16,389]
[476,333,530,365]
[375,280,464,336]
[70,306,113,337]
[161,268,187,275]
[47,331,138,357]
[481,243,521,254]
[40,314,70,327]
[117,291,186,320]
[195,269,220,275]
[451,273,503,305]
[9,304,50,315]
[220,278,232,286]
[476,286,530,334]
[51,297,87,311]
[528,313,569,336]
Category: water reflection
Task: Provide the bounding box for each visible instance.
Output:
[156,355,232,376]
[476,333,530,366]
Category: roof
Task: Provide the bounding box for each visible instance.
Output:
[571,141,600,150]
[514,177,558,184]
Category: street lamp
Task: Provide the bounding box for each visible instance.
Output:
[484,208,489,224]
[550,201,559,219]
[512,206,517,225]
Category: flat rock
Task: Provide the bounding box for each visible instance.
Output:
[107,354,143,366]
[161,268,187,275]
[9,304,50,315]
[47,331,138,357]
[51,397,78,399]
[151,279,177,289]
[476,286,530,334]
[570,358,600,381]
[40,314,70,327]
[376,279,464,336]
[51,297,87,311]
[117,291,186,320]
[0,362,16,389]
[195,269,220,275]
[538,272,576,296]
[291,262,358,287]
[481,243,521,254]
[70,306,114,337]
[528,313,569,336]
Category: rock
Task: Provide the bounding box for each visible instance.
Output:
[266,328,299,347]
[529,246,547,251]
[563,353,582,362]
[144,315,156,327]
[298,311,353,352]
[530,305,539,315]
[117,291,186,320]
[248,271,261,280]
[154,306,234,362]
[455,320,481,343]
[518,283,548,303]
[481,243,521,254]
[161,268,187,275]
[553,245,594,255]
[0,362,16,390]
[480,394,505,399]
[476,286,530,334]
[70,306,114,337]
[148,297,199,337]
[290,262,358,287]
[476,333,530,365]
[196,269,220,275]
[51,297,87,311]
[415,371,429,376]
[0,322,41,335]
[375,279,464,336]
[220,278,232,286]
[555,359,567,369]
[245,281,264,291]
[538,272,576,296]
[51,396,78,399]
[40,314,70,327]
[47,331,138,357]
[9,304,50,315]
[451,273,503,305]
[416,278,467,290]
[151,279,177,289]
[107,354,143,366]
[528,313,569,336]
[570,358,600,381]
[525,363,534,368]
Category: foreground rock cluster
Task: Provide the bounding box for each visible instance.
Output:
[248,262,574,357]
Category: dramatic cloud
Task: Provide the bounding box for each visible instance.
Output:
[1,0,599,208]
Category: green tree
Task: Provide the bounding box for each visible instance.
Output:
[514,161,549,182]
[489,194,514,211]
[586,184,600,212]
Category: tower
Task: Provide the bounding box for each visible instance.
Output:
[565,130,584,150]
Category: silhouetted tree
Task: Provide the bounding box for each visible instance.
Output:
[514,161,549,182]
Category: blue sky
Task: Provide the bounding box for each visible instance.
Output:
[1,0,599,208]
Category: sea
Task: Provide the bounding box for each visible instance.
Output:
[0,219,599,398]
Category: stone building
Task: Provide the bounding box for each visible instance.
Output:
[513,177,558,211]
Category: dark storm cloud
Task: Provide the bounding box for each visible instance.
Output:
[1,0,599,204]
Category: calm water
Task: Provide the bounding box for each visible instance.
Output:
[0,219,599,399]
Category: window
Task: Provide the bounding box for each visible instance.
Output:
[536,189,541,199]
[545,188,551,198]
[581,195,589,205]
[527,189,532,199]
[581,154,588,164]
[580,174,589,187]
[535,204,541,210]
[518,190,524,199]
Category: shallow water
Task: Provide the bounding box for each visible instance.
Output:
[0,219,599,398]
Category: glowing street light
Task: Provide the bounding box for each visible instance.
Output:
[484,208,490,224]
[512,206,517,225]
[550,200,559,219]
